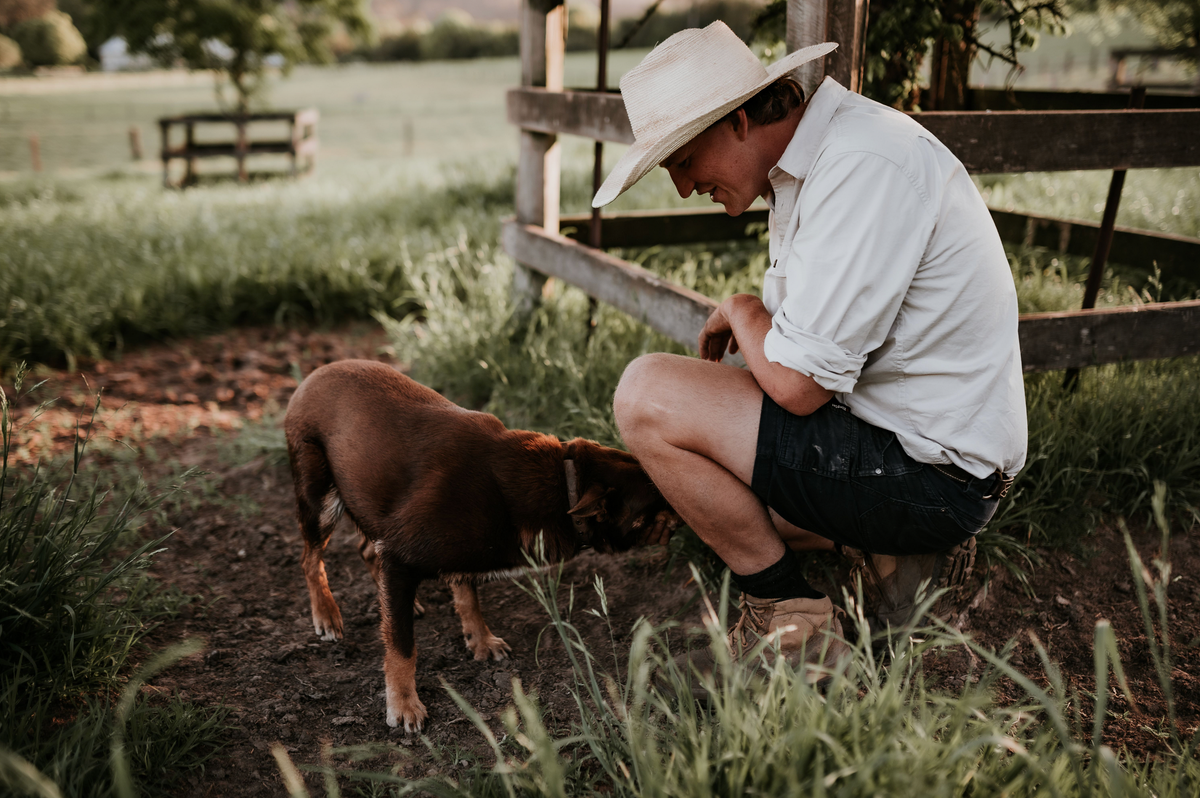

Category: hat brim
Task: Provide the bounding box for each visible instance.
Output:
[592,41,838,208]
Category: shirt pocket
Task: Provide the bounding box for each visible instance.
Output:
[776,400,854,480]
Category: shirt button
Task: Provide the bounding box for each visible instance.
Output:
[874,468,882,475]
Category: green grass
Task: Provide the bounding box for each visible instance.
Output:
[0,368,227,797]
[285,502,1200,797]
[0,54,649,176]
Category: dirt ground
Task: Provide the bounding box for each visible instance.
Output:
[7,323,1198,796]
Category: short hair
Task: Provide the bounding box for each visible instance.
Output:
[721,77,804,128]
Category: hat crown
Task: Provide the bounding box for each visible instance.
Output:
[619,21,767,140]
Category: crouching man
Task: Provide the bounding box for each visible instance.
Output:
[597,22,1027,679]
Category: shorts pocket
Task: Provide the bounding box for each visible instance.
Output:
[775,400,854,480]
[853,418,924,478]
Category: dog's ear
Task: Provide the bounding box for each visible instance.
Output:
[568,483,612,519]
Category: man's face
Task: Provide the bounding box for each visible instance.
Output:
[659,110,768,217]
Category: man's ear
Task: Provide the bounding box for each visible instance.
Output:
[730,107,750,141]
[569,484,612,519]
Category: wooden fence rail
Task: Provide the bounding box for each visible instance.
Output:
[557,207,1200,286]
[506,221,1200,373]
[508,88,1200,173]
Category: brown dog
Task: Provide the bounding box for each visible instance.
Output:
[284,359,678,731]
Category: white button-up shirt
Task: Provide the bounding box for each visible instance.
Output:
[761,77,1027,478]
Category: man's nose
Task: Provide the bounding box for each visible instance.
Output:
[668,168,694,198]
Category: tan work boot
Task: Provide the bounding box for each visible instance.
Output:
[844,536,976,631]
[677,593,852,699]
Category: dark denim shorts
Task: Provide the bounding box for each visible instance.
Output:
[750,394,1001,556]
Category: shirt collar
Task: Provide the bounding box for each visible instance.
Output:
[771,76,849,181]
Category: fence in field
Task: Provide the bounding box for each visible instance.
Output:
[503,0,1200,373]
[158,109,319,188]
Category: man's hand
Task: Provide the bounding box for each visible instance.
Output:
[695,293,834,416]
[699,295,752,362]
[640,509,682,547]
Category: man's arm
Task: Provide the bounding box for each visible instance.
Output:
[699,293,832,416]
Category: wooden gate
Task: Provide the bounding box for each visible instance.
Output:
[503,0,1200,372]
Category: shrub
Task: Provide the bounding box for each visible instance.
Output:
[0,34,21,69]
[11,9,86,67]
[421,11,519,60]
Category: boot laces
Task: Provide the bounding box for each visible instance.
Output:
[727,595,770,652]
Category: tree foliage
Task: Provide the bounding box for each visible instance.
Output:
[97,0,372,113]
[756,0,1067,110]
[0,32,20,67]
[1076,0,1200,67]
[11,8,86,66]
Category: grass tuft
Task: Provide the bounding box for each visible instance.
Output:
[0,366,227,797]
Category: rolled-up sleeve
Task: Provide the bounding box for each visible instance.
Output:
[763,150,936,393]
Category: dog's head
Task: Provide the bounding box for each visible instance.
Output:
[563,438,681,553]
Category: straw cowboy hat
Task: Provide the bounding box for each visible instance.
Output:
[592,22,837,208]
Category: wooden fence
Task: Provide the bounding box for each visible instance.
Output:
[503,0,1200,373]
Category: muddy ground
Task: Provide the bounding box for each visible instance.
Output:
[7,323,1198,796]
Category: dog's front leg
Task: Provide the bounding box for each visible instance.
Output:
[378,558,427,731]
[451,582,511,661]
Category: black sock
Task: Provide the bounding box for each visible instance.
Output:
[731,550,825,601]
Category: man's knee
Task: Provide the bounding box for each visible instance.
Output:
[613,353,679,437]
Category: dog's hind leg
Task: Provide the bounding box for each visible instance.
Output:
[450,581,511,661]
[378,557,427,731]
[290,438,345,642]
[358,533,425,617]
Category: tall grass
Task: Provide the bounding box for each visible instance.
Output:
[0,367,226,797]
[286,500,1200,796]
[0,164,513,366]
[997,359,1200,545]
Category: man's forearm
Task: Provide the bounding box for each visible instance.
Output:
[726,295,832,417]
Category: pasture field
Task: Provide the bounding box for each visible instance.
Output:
[2,55,1199,797]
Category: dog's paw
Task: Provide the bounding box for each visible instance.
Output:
[386,697,428,732]
[465,631,511,661]
[312,609,344,642]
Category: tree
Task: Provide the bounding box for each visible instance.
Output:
[0,32,21,67]
[1078,0,1200,68]
[12,8,86,65]
[97,0,372,113]
[756,0,1067,110]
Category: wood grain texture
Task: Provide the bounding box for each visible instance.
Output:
[507,89,1200,172]
[504,222,1200,371]
[1017,300,1200,371]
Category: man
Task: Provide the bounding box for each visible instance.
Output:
[593,22,1027,678]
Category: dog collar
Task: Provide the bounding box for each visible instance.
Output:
[563,454,594,550]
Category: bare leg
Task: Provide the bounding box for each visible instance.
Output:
[772,509,835,552]
[615,354,799,575]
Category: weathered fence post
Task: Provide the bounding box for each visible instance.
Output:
[28,134,41,172]
[513,0,565,312]
[129,125,143,161]
[788,0,869,95]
